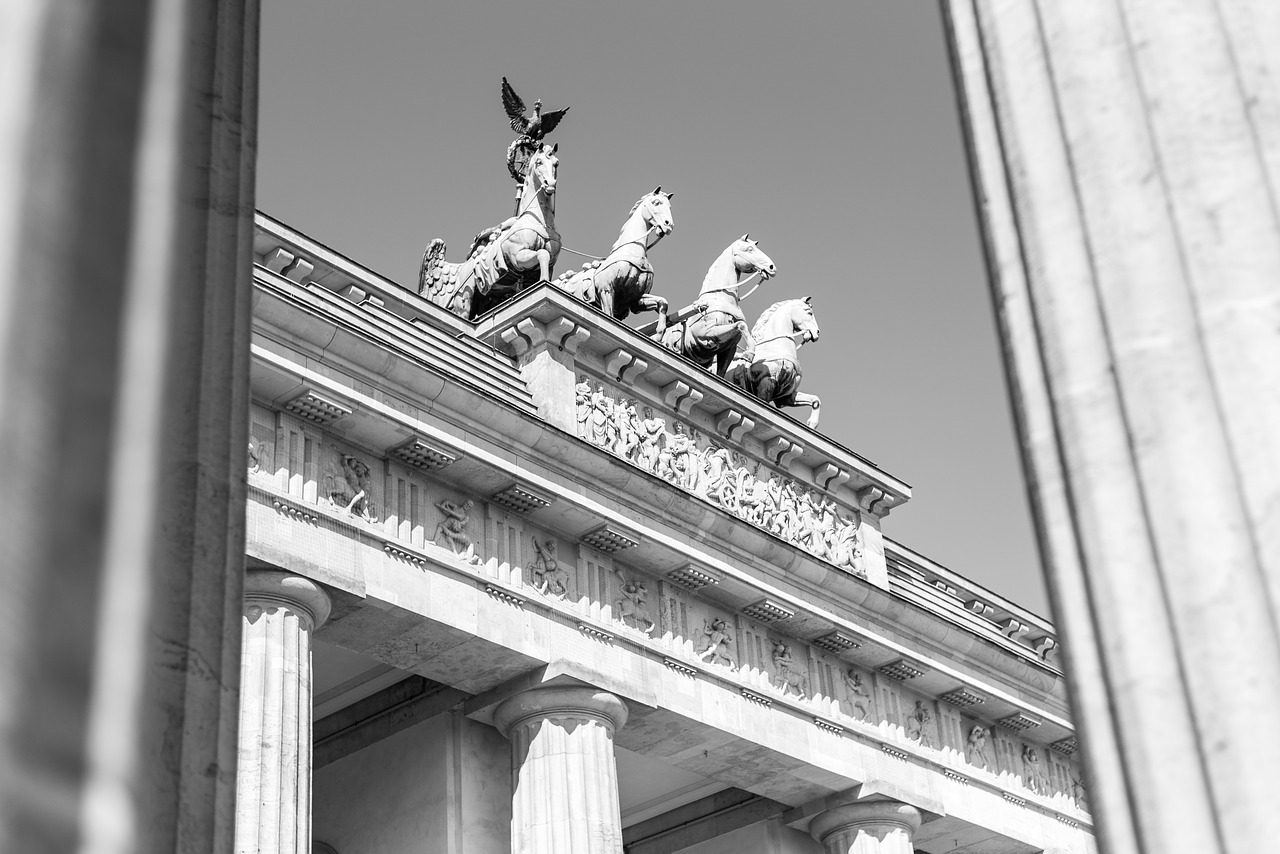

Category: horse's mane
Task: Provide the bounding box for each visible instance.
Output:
[700,243,737,293]
[627,195,650,217]
[750,300,791,338]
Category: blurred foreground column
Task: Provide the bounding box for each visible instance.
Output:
[0,1,258,853]
[944,2,1280,853]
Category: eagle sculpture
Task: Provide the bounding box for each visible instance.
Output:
[501,77,569,142]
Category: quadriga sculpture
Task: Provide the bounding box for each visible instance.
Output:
[725,297,822,428]
[554,188,673,333]
[660,235,776,376]
[419,144,562,319]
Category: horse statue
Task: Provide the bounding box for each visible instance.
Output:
[419,143,561,319]
[554,187,674,333]
[725,297,822,428]
[659,235,776,376]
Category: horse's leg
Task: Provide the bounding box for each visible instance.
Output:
[634,295,669,334]
[754,370,776,405]
[713,322,749,377]
[794,392,821,428]
[535,248,551,284]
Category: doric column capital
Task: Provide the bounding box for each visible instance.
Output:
[244,569,331,631]
[808,800,921,849]
[492,685,628,738]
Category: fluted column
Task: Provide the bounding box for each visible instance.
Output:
[945,2,1280,852]
[0,1,258,851]
[808,801,921,854]
[235,571,331,854]
[493,686,629,854]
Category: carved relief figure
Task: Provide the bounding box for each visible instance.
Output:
[826,511,864,576]
[698,618,735,668]
[905,701,935,748]
[530,536,568,598]
[575,378,592,439]
[325,451,375,522]
[248,439,273,475]
[699,445,732,501]
[725,297,823,428]
[615,399,641,460]
[770,640,807,698]
[1022,745,1048,795]
[590,384,611,446]
[966,725,993,770]
[1070,772,1089,812]
[843,669,872,721]
[658,422,693,485]
[637,407,665,470]
[431,499,479,564]
[614,569,655,634]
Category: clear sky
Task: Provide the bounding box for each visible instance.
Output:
[257,0,1050,616]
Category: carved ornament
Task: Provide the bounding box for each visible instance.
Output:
[574,382,865,576]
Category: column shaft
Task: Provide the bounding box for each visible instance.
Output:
[494,686,628,854]
[235,571,329,854]
[0,1,258,852]
[944,2,1280,852]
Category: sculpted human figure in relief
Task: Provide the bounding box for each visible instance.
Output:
[966,725,993,770]
[575,377,592,439]
[325,450,376,522]
[530,536,568,598]
[770,640,807,698]
[432,499,479,564]
[614,569,656,634]
[616,399,641,460]
[637,406,665,471]
[698,618,735,667]
[905,700,935,748]
[1022,744,1048,794]
[843,669,872,721]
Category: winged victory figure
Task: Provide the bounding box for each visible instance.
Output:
[501,77,569,142]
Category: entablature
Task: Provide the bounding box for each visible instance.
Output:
[246,211,1071,743]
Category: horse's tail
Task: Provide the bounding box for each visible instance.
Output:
[419,239,447,296]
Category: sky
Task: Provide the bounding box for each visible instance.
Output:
[256,0,1050,616]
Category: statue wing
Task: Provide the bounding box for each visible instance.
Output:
[538,107,569,136]
[501,77,529,133]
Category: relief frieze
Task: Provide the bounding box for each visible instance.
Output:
[575,378,864,575]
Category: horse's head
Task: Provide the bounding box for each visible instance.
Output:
[731,234,776,279]
[751,297,821,347]
[528,143,558,195]
[638,186,675,236]
[792,296,820,344]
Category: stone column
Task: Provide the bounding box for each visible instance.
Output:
[945,2,1280,852]
[807,801,921,854]
[0,1,258,852]
[235,571,331,854]
[492,686,629,854]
